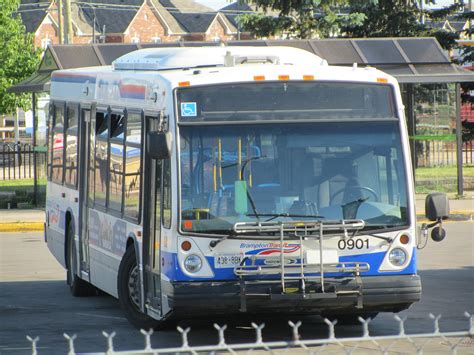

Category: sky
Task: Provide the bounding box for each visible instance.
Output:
[196,0,233,10]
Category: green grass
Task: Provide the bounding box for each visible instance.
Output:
[0,178,47,187]
[415,165,474,179]
[415,184,454,194]
[0,178,46,208]
[414,165,474,194]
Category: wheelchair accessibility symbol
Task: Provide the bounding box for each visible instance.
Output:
[181,102,197,117]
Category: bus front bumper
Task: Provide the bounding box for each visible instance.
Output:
[166,275,421,316]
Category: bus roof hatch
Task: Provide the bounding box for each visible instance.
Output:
[112,46,324,71]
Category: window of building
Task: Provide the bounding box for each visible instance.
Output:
[51,103,65,184]
[108,113,125,212]
[65,104,79,187]
[41,37,52,49]
[124,111,142,220]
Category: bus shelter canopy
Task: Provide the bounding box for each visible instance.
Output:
[9,37,474,94]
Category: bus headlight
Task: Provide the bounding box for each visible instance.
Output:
[388,248,407,266]
[184,254,202,273]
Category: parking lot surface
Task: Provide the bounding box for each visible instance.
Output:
[0,222,473,354]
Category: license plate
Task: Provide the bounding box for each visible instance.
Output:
[306,250,339,264]
[214,254,243,268]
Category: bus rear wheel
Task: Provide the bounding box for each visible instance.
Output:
[66,222,94,297]
[118,246,172,330]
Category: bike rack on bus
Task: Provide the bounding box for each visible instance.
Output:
[232,219,370,312]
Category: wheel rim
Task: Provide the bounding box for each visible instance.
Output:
[128,265,140,309]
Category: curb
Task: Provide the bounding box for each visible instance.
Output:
[0,222,44,232]
[416,210,473,222]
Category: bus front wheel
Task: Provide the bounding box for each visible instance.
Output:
[66,222,94,297]
[118,247,168,330]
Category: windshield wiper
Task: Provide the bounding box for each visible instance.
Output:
[342,197,369,219]
[246,213,325,222]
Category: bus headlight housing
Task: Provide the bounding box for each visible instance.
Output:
[388,248,407,266]
[184,254,202,273]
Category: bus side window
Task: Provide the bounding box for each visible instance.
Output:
[51,103,65,184]
[94,111,108,206]
[88,111,96,205]
[124,111,142,221]
[108,112,125,212]
[162,158,171,228]
[64,104,79,188]
[47,104,53,180]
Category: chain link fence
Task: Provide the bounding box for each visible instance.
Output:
[24,312,474,354]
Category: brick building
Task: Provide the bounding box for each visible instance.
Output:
[15,0,252,47]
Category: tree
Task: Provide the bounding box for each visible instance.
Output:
[0,0,41,115]
[455,10,474,143]
[343,2,426,38]
[455,10,474,66]
[237,0,366,39]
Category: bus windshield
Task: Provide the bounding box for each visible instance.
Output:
[179,121,408,234]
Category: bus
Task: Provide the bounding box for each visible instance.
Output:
[45,46,449,329]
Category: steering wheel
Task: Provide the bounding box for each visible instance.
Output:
[330,186,378,205]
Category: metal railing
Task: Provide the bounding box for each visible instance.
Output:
[0,143,47,181]
[233,220,369,310]
[24,312,474,354]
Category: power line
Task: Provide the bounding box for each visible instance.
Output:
[14,1,258,15]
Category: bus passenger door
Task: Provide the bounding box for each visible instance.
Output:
[143,115,164,317]
[78,107,93,275]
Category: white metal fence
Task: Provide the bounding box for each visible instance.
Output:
[24,312,474,354]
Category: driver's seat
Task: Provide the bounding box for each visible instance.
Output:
[318,159,361,207]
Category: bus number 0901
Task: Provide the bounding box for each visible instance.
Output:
[338,238,369,250]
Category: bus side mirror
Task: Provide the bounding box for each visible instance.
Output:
[147,131,172,160]
[424,192,449,242]
[425,192,449,221]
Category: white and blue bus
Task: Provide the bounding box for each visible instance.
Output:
[45,46,448,329]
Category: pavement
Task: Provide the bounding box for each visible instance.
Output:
[0,192,472,232]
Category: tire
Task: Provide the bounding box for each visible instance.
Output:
[117,246,172,330]
[66,222,95,297]
[322,312,378,325]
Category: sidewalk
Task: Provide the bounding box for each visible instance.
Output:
[0,194,472,232]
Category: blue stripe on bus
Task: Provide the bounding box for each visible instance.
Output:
[51,74,97,84]
[161,249,417,282]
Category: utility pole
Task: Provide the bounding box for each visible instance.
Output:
[58,0,64,44]
[469,0,472,40]
[64,0,73,44]
[419,0,424,25]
